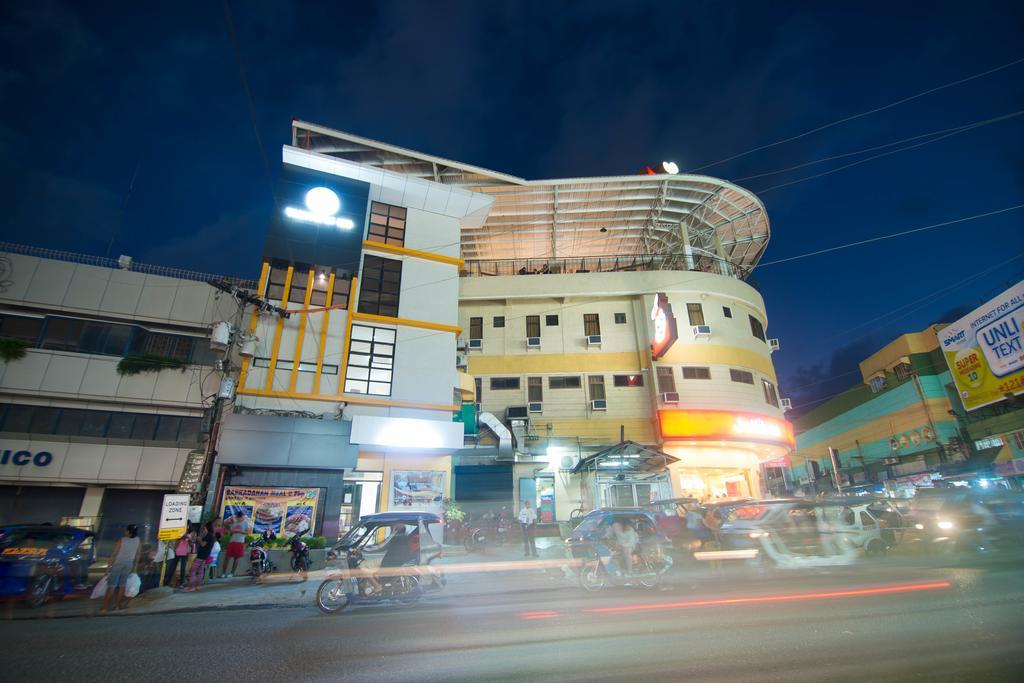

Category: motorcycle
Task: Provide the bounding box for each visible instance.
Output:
[288,534,311,577]
[578,547,673,592]
[248,534,275,582]
[316,512,446,614]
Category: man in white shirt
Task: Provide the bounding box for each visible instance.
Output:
[519,500,538,558]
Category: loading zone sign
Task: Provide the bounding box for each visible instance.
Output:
[158,494,191,541]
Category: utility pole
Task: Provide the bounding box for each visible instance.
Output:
[828,447,843,495]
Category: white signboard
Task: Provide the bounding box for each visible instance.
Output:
[158,494,191,541]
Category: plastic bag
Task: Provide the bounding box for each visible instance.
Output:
[90,576,108,599]
[124,573,141,598]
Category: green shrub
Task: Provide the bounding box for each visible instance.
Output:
[116,354,187,376]
[0,337,29,363]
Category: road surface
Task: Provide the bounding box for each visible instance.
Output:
[1,556,1022,681]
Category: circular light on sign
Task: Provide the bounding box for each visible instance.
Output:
[305,187,340,216]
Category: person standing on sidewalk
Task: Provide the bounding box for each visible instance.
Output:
[206,532,221,581]
[165,531,192,588]
[185,522,213,592]
[221,510,250,578]
[519,500,538,558]
[101,524,141,613]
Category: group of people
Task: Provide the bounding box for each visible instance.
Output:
[162,511,252,591]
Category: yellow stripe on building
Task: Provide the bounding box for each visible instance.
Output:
[312,272,336,395]
[362,240,464,267]
[265,265,294,391]
[287,268,315,393]
[337,276,359,397]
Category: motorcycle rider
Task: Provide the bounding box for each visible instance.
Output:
[365,522,416,595]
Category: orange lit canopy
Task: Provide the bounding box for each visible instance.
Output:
[658,409,795,449]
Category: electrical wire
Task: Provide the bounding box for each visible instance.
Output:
[689,55,1024,172]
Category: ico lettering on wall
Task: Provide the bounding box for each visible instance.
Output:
[940,280,1024,411]
[0,449,54,467]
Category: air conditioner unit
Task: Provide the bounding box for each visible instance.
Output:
[526,337,542,348]
[528,402,543,413]
[468,338,483,350]
[559,455,579,471]
[506,406,529,420]
[780,398,792,411]
[586,334,602,346]
[768,338,781,353]
[692,325,712,339]
[590,399,607,411]
[661,392,680,404]
[455,353,468,369]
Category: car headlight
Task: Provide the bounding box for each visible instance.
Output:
[914,523,925,530]
[937,520,954,530]
[749,531,768,539]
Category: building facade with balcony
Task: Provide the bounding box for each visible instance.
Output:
[289,120,793,521]
[0,247,238,551]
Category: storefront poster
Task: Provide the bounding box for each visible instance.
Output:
[220,486,320,538]
[940,280,1024,411]
[390,470,445,514]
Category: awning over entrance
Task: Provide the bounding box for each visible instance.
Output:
[571,441,679,475]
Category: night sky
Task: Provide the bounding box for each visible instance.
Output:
[1,1,1022,409]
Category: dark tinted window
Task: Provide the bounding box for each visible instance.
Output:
[358,255,403,317]
[613,374,643,387]
[469,317,483,340]
[155,416,182,442]
[367,202,407,247]
[107,413,135,439]
[42,317,84,351]
[749,315,766,342]
[81,411,110,437]
[614,313,626,324]
[0,315,43,343]
[2,405,33,432]
[730,369,754,384]
[493,316,505,328]
[490,377,520,390]
[55,409,87,436]
[545,315,559,326]
[549,376,581,389]
[526,316,540,338]
[682,367,711,380]
[29,407,60,434]
[178,418,201,444]
[131,414,159,440]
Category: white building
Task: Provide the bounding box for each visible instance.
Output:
[0,247,239,550]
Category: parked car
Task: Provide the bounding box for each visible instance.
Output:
[0,524,95,607]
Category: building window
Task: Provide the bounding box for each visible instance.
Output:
[1013,431,1024,451]
[723,306,732,319]
[308,268,331,307]
[490,377,520,390]
[749,315,766,342]
[730,369,754,384]
[358,255,403,317]
[762,379,779,407]
[344,325,395,396]
[469,317,483,340]
[868,376,886,393]
[493,316,505,328]
[367,201,407,247]
[528,377,543,402]
[549,376,581,389]
[893,362,913,382]
[0,314,43,344]
[614,312,627,324]
[526,315,541,338]
[687,303,705,326]
[331,275,351,310]
[41,317,85,352]
[588,375,606,401]
[0,403,201,443]
[584,314,600,336]
[288,269,310,305]
[251,357,337,375]
[545,315,559,326]
[266,264,289,301]
[682,367,711,380]
[656,367,676,393]
[613,374,644,387]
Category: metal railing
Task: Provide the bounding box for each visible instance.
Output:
[460,254,745,279]
[0,242,258,289]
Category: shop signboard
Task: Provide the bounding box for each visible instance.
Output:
[158,494,190,541]
[939,280,1024,411]
[658,409,795,449]
[389,470,446,515]
[220,486,320,538]
[650,292,679,360]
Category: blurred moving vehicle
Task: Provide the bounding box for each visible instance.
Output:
[717,499,891,567]
[317,512,446,614]
[0,524,95,608]
[565,508,673,591]
[904,489,1001,551]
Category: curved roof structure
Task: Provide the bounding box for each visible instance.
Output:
[292,120,771,277]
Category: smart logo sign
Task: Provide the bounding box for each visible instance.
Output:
[650,292,679,360]
[940,279,1024,411]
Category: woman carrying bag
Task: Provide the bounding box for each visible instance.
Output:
[101,524,141,613]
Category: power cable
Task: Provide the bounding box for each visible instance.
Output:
[689,55,1024,172]
[222,0,276,209]
[756,205,1024,268]
[733,110,1024,183]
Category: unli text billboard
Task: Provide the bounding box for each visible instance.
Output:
[939,280,1024,411]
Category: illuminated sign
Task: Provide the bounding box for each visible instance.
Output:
[283,187,355,230]
[658,409,795,449]
[650,292,678,360]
